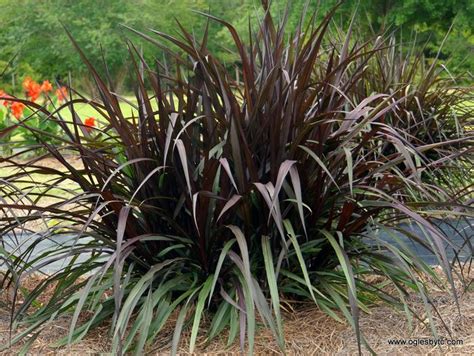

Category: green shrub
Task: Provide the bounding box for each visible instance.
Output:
[1,3,472,354]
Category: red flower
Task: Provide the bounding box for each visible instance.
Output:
[84,117,96,127]
[55,87,68,102]
[11,102,25,119]
[27,82,42,102]
[84,117,96,132]
[22,77,42,102]
[40,80,53,93]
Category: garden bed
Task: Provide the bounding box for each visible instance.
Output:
[1,266,472,355]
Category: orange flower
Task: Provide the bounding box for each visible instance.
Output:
[40,80,53,93]
[11,102,25,119]
[27,81,42,102]
[84,117,96,127]
[22,76,33,91]
[22,77,42,102]
[84,117,96,132]
[55,86,68,102]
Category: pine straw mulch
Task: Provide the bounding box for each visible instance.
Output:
[0,266,473,355]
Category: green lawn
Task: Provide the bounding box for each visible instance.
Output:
[54,96,143,123]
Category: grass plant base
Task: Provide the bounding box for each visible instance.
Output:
[1,267,472,355]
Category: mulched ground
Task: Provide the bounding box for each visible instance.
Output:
[1,157,473,354]
[0,266,473,355]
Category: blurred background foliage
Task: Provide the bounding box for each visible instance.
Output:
[0,0,472,93]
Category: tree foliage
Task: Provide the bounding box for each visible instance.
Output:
[0,0,472,92]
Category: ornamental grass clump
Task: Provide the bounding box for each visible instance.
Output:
[0,2,472,354]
